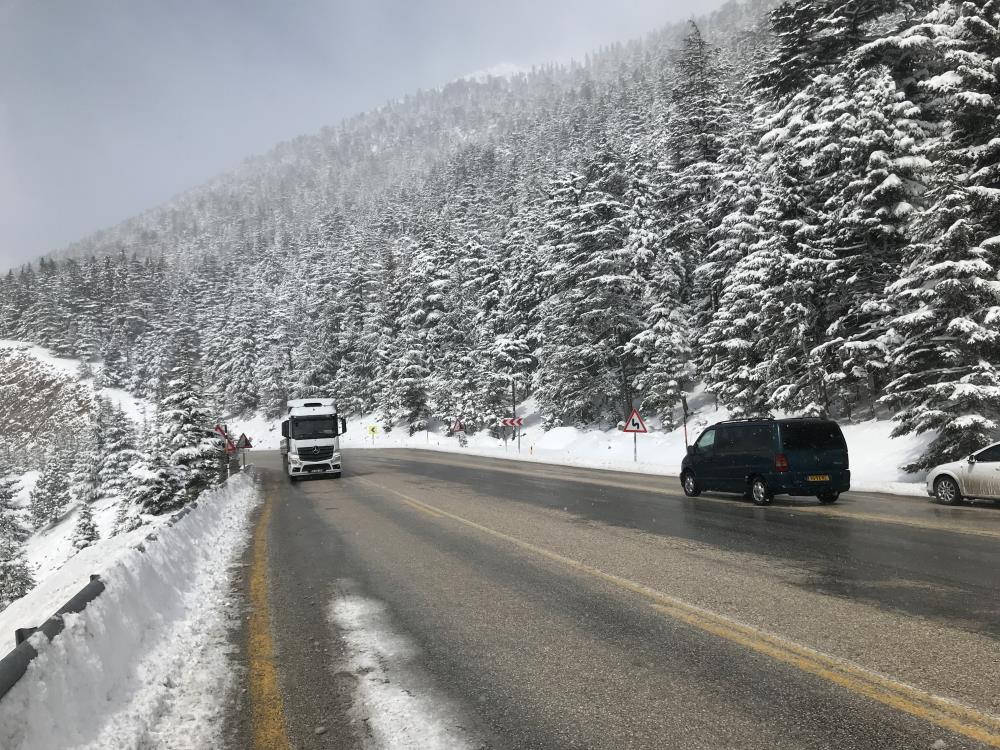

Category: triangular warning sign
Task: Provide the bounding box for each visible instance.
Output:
[622,408,648,434]
[236,433,253,449]
[451,419,465,433]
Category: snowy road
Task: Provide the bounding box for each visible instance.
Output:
[230,449,1000,750]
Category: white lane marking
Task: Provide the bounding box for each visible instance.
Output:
[328,589,484,750]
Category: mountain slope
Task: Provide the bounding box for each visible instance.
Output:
[3,0,998,472]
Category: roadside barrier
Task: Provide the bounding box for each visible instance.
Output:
[0,466,255,704]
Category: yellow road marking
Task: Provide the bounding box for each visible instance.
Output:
[248,491,290,750]
[358,476,1000,747]
[363,452,1000,540]
[401,496,445,518]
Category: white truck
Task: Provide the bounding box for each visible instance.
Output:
[280,398,347,480]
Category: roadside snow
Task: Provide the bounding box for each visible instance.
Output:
[0,472,260,750]
[329,589,484,750]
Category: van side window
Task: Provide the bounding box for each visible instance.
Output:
[743,423,774,455]
[714,426,735,455]
[780,422,846,451]
[696,429,716,450]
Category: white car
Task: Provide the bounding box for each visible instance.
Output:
[926,442,1000,504]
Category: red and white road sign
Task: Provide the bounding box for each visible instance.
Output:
[500,417,524,427]
[451,419,465,433]
[215,425,237,455]
[622,408,648,434]
[236,433,253,449]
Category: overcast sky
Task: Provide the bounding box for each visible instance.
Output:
[0,0,725,269]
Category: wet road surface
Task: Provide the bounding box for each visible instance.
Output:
[230,448,1000,749]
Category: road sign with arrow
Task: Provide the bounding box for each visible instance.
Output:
[622,408,648,434]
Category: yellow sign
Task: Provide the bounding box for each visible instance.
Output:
[368,424,379,436]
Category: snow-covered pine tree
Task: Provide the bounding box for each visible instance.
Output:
[0,532,34,609]
[621,162,693,426]
[214,313,261,416]
[822,66,930,417]
[879,0,1000,468]
[29,445,74,529]
[99,404,141,494]
[126,413,185,519]
[71,502,99,550]
[0,461,27,544]
[159,377,218,505]
[661,22,735,329]
[0,458,34,606]
[534,152,644,425]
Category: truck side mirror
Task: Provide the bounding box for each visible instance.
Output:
[687,445,696,457]
[281,421,289,438]
[340,417,347,435]
[968,454,976,464]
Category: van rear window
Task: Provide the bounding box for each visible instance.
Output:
[780,422,846,451]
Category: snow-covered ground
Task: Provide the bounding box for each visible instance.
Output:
[0,340,149,420]
[236,397,933,497]
[0,472,260,749]
[1,340,157,611]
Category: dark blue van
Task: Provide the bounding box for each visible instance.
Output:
[680,418,850,505]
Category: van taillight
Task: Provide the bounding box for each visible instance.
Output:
[775,454,789,472]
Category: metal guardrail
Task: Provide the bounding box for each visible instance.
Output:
[0,574,106,700]
[0,467,255,704]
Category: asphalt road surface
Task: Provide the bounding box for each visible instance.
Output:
[228,449,1000,750]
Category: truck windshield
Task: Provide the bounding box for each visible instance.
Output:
[291,417,339,439]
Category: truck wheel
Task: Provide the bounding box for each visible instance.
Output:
[934,476,962,505]
[817,492,839,504]
[751,477,772,506]
[682,472,700,497]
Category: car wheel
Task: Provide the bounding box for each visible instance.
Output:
[682,471,700,497]
[751,477,772,506]
[817,492,839,504]
[934,476,962,505]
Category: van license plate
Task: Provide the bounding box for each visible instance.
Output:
[808,474,830,482]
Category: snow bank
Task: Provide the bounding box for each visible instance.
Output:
[0,472,261,750]
[336,415,930,497]
[329,589,484,749]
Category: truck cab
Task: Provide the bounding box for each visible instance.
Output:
[280,398,347,480]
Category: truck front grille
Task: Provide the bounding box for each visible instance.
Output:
[298,446,335,462]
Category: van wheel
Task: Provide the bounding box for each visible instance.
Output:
[682,472,700,497]
[751,477,772,506]
[934,476,962,505]
[817,492,839,504]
